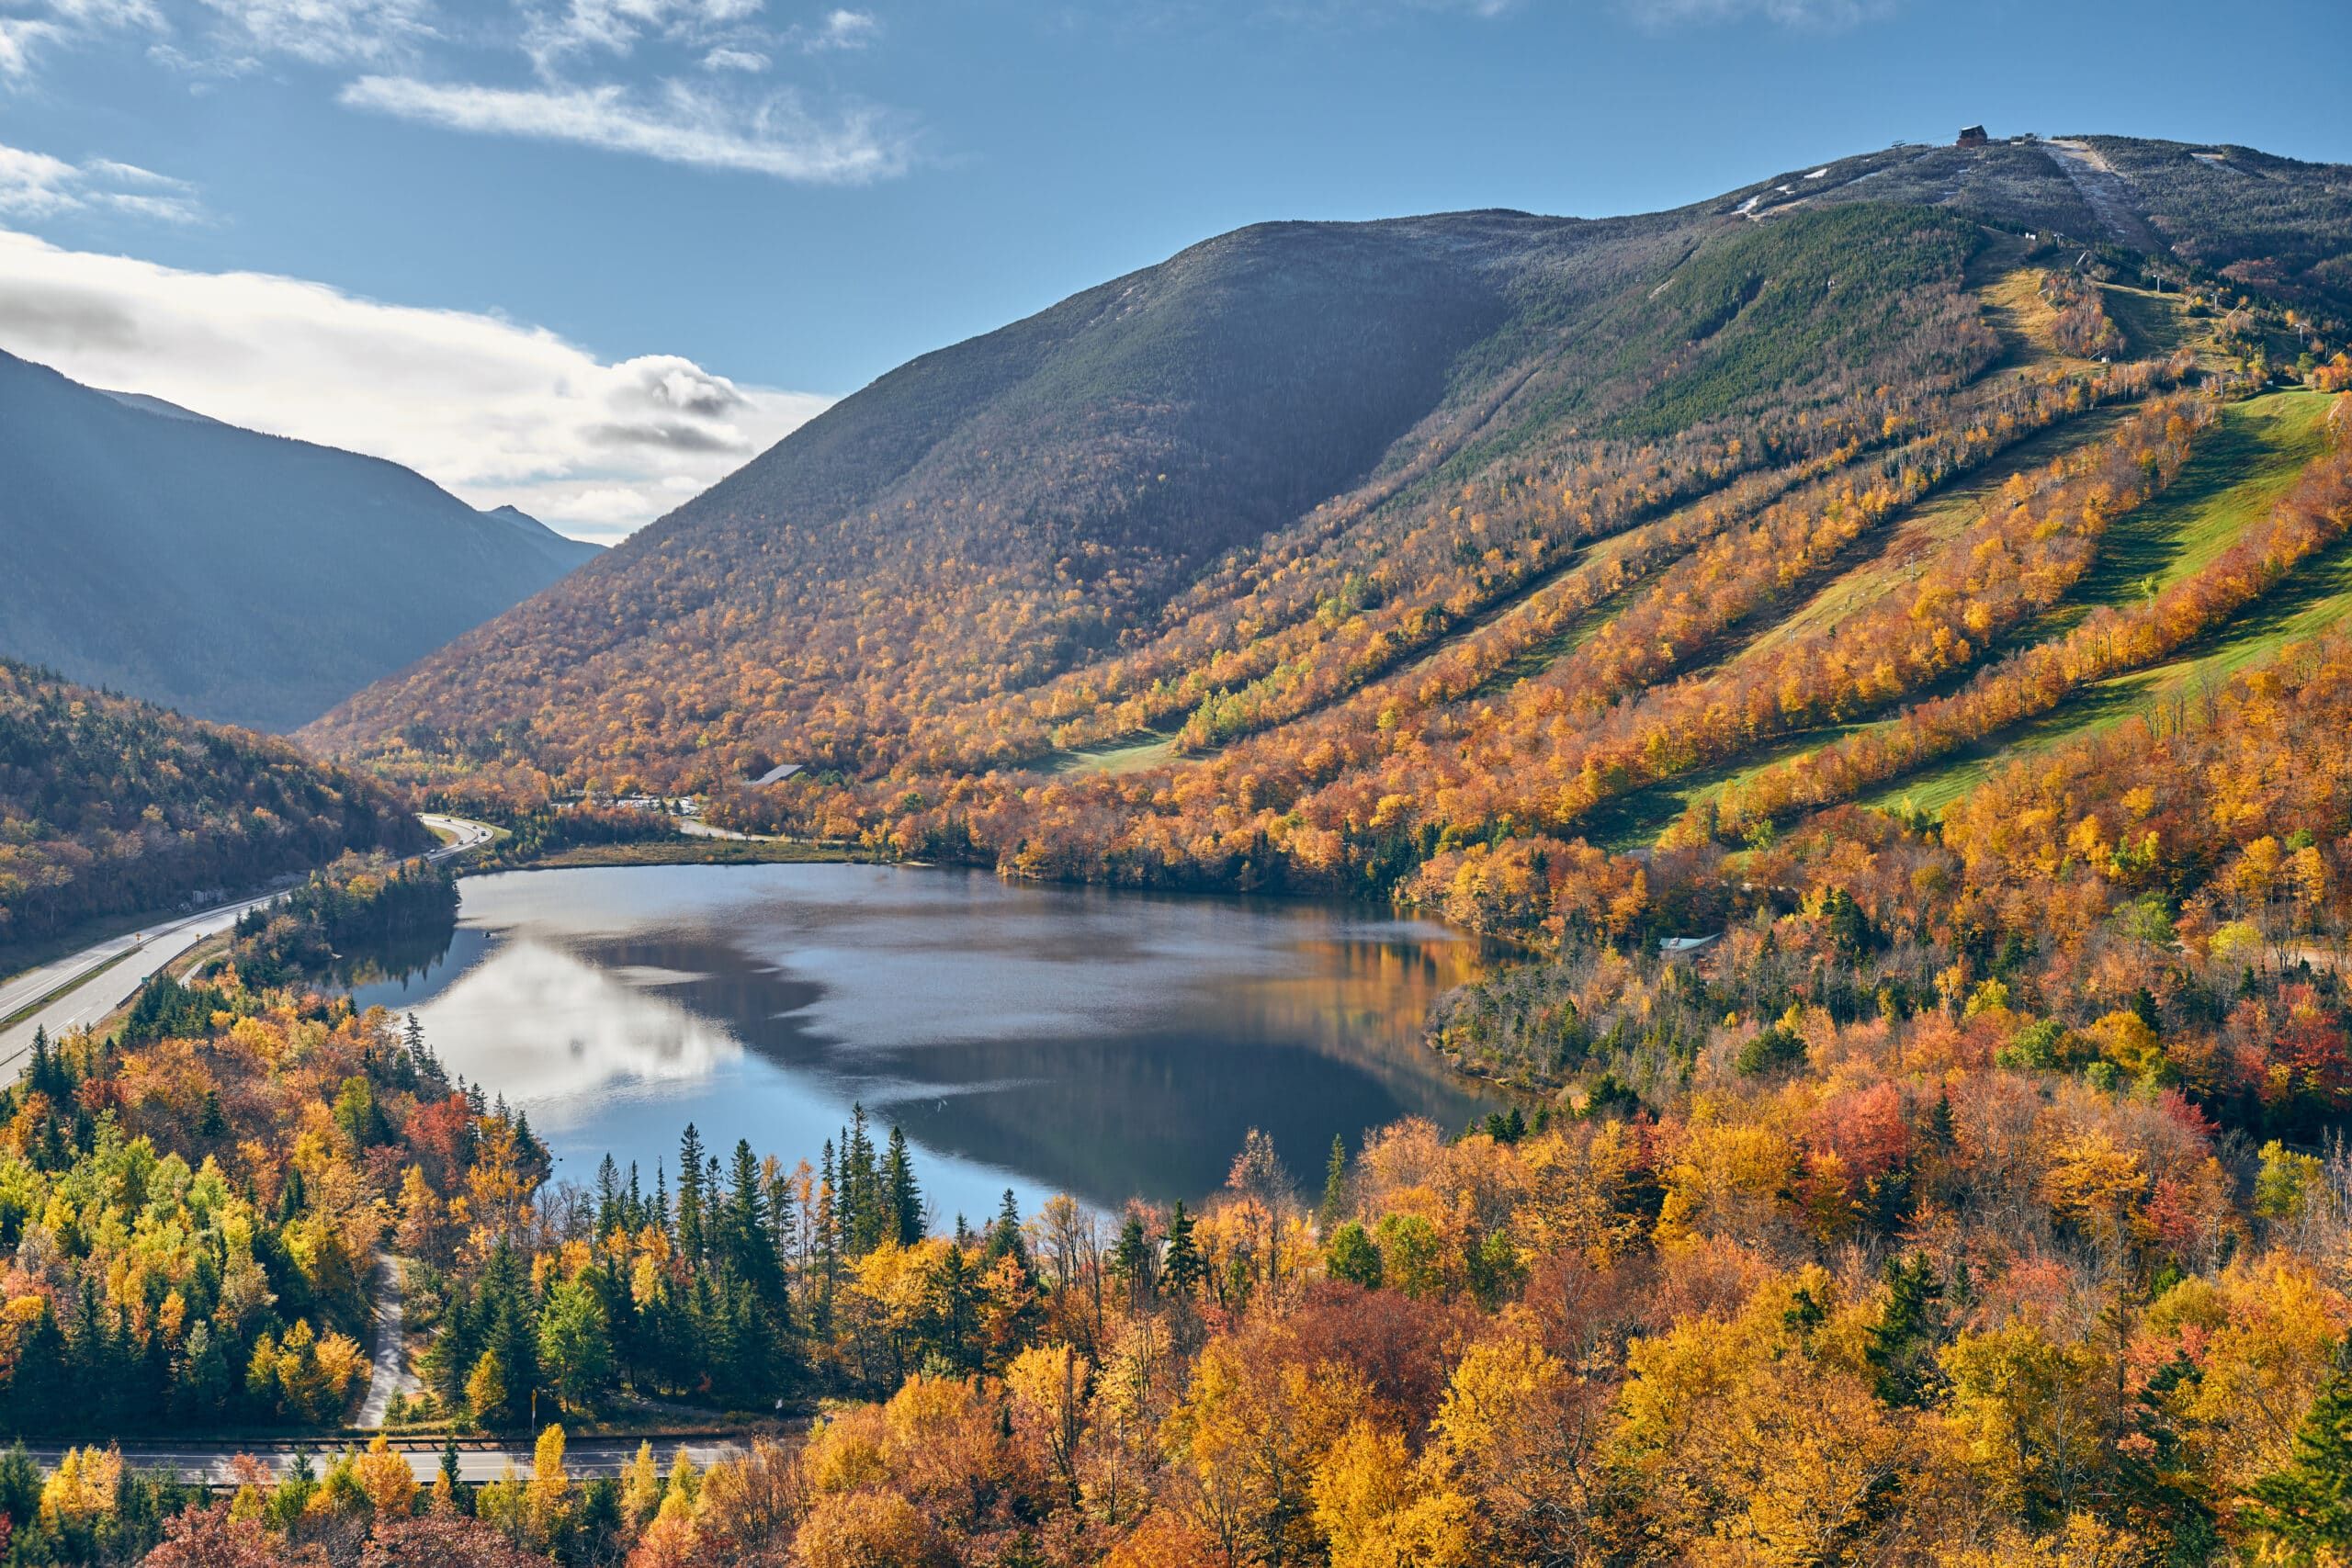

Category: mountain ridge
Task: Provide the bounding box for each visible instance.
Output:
[308,133,2350,894]
[0,350,600,733]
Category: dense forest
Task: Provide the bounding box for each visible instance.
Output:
[0,661,425,957]
[0,636,2345,1563]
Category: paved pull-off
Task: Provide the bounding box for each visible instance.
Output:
[356,1257,413,1429]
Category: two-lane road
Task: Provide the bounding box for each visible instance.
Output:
[0,816,496,1068]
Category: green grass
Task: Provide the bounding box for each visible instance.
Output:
[1860,391,2344,816]
[1583,725,1879,852]
[1038,728,1183,776]
[1741,405,2132,660]
[2042,389,2334,629]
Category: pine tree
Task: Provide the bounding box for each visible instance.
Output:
[726,1139,786,1318]
[1163,1201,1206,1299]
[929,1246,975,1371]
[2245,1340,2352,1555]
[1867,1252,1949,1407]
[881,1128,923,1247]
[675,1125,707,1264]
[1318,1135,1348,1229]
[595,1156,622,1238]
[842,1106,881,1252]
[985,1190,1028,1269]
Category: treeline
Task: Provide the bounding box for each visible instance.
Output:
[825,357,2192,893]
[0,660,422,953]
[226,853,458,987]
[424,800,680,869]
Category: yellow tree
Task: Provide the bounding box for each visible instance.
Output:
[1006,1342,1091,1509]
[354,1434,418,1517]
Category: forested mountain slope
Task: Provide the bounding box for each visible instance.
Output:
[0,352,599,732]
[311,134,2352,908]
[0,659,424,953]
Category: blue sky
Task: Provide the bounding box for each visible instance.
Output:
[2,0,2346,536]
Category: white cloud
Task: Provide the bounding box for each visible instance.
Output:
[797,7,874,50]
[0,228,831,539]
[0,17,67,79]
[523,0,766,73]
[0,0,158,80]
[0,141,206,222]
[192,0,436,64]
[700,42,766,70]
[341,73,908,182]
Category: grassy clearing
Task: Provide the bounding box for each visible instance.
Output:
[2044,389,2334,629]
[1977,264,2079,370]
[2098,283,2191,358]
[1038,728,1182,776]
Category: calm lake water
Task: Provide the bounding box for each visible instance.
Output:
[352,863,1500,1224]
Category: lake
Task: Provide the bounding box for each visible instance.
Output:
[351,863,1501,1224]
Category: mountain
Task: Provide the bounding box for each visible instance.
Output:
[310,133,2352,891]
[0,351,601,732]
[0,657,425,953]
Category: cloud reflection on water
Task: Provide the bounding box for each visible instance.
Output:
[362,863,1501,1217]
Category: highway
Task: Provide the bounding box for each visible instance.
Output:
[0,815,497,1068]
[11,1435,761,1484]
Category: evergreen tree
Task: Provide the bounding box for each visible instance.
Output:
[2245,1340,2352,1556]
[1928,1089,1957,1149]
[1111,1214,1154,1307]
[1163,1201,1206,1300]
[929,1246,975,1371]
[1318,1135,1348,1229]
[881,1127,923,1247]
[725,1139,786,1320]
[985,1190,1028,1270]
[1867,1253,1949,1407]
[595,1155,622,1238]
[842,1106,882,1252]
[675,1125,708,1264]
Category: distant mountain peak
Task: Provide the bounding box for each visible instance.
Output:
[0,352,604,731]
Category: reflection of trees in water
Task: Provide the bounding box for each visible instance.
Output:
[326,927,464,990]
[870,1027,1499,1213]
[552,920,1499,1209]
[370,867,1507,1213]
